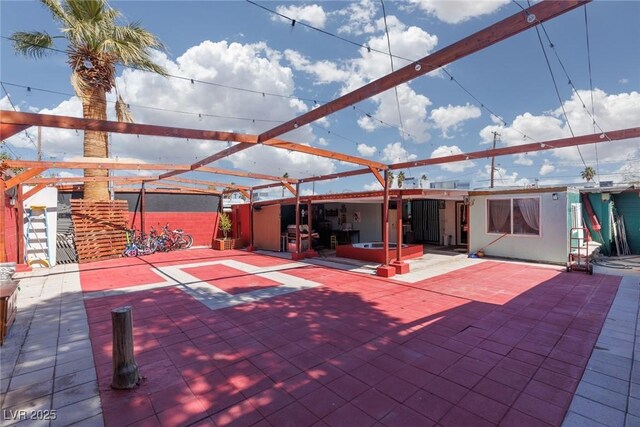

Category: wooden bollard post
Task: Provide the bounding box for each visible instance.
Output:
[111,306,140,389]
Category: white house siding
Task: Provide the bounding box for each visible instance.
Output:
[468,191,568,264]
[23,186,58,267]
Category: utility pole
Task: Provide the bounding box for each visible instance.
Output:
[37,126,42,161]
[490,131,499,188]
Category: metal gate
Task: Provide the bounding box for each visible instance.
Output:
[411,200,440,244]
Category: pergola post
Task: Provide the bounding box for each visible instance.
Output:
[0,178,7,263]
[305,199,317,257]
[293,182,303,260]
[377,170,394,277]
[391,192,409,274]
[248,189,255,251]
[16,184,25,265]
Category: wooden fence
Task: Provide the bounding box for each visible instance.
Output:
[70,199,128,263]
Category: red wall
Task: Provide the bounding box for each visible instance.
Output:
[3,194,18,263]
[127,212,219,247]
[231,204,251,247]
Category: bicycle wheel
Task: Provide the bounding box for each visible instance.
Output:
[176,234,193,249]
[124,247,138,257]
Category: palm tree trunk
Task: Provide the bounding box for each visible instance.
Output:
[82,85,110,200]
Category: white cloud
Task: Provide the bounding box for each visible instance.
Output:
[620,78,629,84]
[381,142,417,163]
[514,154,534,166]
[479,89,640,166]
[335,0,378,35]
[408,0,510,24]
[474,164,530,188]
[317,137,329,146]
[4,40,337,174]
[284,50,351,84]
[539,160,555,176]
[430,145,475,172]
[274,4,327,28]
[227,145,335,178]
[430,103,481,138]
[357,143,377,157]
[285,14,438,144]
[1,96,16,110]
[357,85,432,143]
[364,180,383,191]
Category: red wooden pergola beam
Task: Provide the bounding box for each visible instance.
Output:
[0,110,256,143]
[0,123,30,140]
[369,167,385,187]
[258,0,589,142]
[160,177,250,190]
[282,181,297,197]
[5,168,48,190]
[4,159,191,171]
[391,127,640,169]
[26,175,158,184]
[263,139,387,169]
[198,166,297,182]
[22,183,47,200]
[298,168,371,184]
[190,142,256,170]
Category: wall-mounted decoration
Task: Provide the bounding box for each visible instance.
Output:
[353,211,361,223]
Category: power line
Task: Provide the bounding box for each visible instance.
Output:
[583,5,601,181]
[521,0,590,177]
[0,81,40,153]
[241,3,540,148]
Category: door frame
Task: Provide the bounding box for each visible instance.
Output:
[455,201,468,246]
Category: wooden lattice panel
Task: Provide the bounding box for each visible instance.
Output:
[70,199,129,263]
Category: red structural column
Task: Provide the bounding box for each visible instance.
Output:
[305,199,317,257]
[377,170,395,277]
[248,189,255,251]
[16,184,24,264]
[293,183,304,260]
[391,192,409,274]
[0,178,7,262]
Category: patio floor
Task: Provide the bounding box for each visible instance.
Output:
[1,248,634,426]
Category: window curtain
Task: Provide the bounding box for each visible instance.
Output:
[516,198,539,231]
[489,200,510,232]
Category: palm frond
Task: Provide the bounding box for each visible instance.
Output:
[10,31,54,58]
[40,0,71,26]
[65,0,106,22]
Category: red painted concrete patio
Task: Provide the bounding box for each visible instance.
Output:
[82,249,620,426]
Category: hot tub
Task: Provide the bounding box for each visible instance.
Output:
[336,242,423,263]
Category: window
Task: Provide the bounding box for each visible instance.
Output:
[487,197,540,236]
[487,199,511,233]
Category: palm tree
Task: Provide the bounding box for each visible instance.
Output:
[420,174,427,189]
[581,166,596,183]
[397,171,406,188]
[387,171,394,188]
[11,0,166,200]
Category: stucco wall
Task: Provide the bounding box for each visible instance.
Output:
[469,191,568,264]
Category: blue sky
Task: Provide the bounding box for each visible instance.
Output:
[1,0,639,195]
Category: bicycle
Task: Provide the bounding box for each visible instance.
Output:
[162,224,194,250]
[123,229,157,257]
